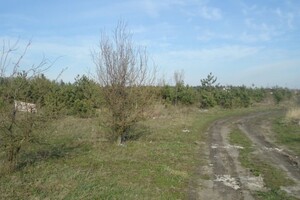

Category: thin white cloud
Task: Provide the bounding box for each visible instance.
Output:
[196,30,232,41]
[237,59,300,88]
[274,8,295,29]
[182,4,223,21]
[245,18,272,32]
[76,0,186,21]
[241,4,258,16]
[152,45,262,85]
[167,45,260,61]
[199,6,222,20]
[239,32,271,43]
[137,0,181,18]
[0,36,96,82]
[241,2,299,41]
[241,18,282,43]
[131,22,178,49]
[139,0,161,18]
[196,30,216,41]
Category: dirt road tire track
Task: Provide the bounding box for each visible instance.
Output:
[237,111,300,197]
[191,110,300,200]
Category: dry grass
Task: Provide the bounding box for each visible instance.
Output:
[286,107,300,123]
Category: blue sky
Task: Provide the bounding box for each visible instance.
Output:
[1,0,299,88]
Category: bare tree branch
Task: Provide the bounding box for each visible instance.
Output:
[0,39,55,172]
[92,21,156,144]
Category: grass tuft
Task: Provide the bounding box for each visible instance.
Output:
[273,116,300,155]
[286,107,300,123]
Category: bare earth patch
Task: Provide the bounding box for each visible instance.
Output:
[191,110,300,199]
[237,111,300,198]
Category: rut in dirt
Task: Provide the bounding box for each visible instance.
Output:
[237,111,300,197]
[237,111,300,179]
[208,118,256,200]
[191,110,300,200]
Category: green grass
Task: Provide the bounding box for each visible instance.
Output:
[0,107,196,199]
[0,106,281,199]
[229,128,297,200]
[272,117,300,156]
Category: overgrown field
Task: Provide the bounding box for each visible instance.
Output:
[0,106,268,199]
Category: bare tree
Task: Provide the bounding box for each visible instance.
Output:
[174,70,184,106]
[174,70,184,86]
[0,39,52,172]
[92,22,156,145]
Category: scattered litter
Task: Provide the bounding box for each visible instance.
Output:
[263,147,283,152]
[211,144,244,149]
[199,109,209,113]
[214,174,240,190]
[182,129,190,133]
[225,144,244,149]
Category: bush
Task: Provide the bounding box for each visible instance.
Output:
[272,87,292,104]
[43,75,102,118]
[161,84,196,105]
[73,99,95,118]
[199,90,217,108]
[217,89,234,109]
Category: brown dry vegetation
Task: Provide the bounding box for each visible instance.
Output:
[286,107,300,122]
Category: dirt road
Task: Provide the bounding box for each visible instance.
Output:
[190,110,300,199]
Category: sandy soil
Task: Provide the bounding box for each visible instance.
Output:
[189,110,300,200]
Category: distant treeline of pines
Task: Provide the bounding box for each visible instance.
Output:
[0,72,294,118]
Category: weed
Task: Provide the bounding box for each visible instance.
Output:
[285,107,300,128]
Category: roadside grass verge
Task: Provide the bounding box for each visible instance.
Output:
[272,114,300,156]
[286,107,300,122]
[229,128,297,200]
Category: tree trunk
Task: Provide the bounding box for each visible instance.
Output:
[117,135,122,145]
[116,133,126,146]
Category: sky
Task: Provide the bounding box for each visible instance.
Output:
[1,0,300,88]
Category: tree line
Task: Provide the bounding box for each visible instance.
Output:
[161,72,292,108]
[1,71,293,115]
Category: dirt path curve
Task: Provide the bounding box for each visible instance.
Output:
[237,111,300,197]
[190,110,300,200]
